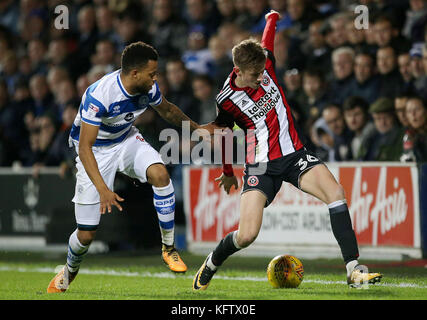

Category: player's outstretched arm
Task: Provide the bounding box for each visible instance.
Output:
[215,128,238,194]
[155,96,201,132]
[79,121,124,214]
[261,10,281,52]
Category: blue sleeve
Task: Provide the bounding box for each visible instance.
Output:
[80,94,107,126]
[148,81,163,107]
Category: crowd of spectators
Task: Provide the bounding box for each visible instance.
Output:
[0,0,426,179]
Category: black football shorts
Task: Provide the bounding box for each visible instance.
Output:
[241,148,323,207]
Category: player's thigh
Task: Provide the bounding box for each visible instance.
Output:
[237,190,267,247]
[74,203,100,243]
[299,164,345,204]
[73,147,119,204]
[241,172,281,207]
[118,132,165,184]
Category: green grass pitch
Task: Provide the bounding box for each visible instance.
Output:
[0,250,426,301]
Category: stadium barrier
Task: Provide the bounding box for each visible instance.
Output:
[0,167,163,252]
[183,162,425,260]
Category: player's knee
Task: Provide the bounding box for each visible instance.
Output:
[77,230,96,246]
[328,183,346,203]
[236,231,258,248]
[147,164,170,187]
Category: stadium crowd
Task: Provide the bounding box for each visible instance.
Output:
[0,0,427,180]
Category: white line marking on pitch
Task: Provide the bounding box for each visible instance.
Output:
[0,265,426,289]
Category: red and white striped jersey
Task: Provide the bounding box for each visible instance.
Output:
[215,52,304,164]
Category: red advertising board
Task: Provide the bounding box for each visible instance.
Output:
[186,166,244,242]
[185,164,420,249]
[340,166,418,247]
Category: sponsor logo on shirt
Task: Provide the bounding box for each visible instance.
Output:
[124,112,134,121]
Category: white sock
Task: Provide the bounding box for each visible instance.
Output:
[67,229,89,273]
[232,230,242,249]
[346,260,359,276]
[153,180,175,246]
[206,253,217,271]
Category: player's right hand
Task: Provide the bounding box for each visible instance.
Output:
[215,173,239,194]
[265,10,281,20]
[99,188,124,214]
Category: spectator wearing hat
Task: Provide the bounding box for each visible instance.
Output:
[412,43,427,100]
[358,97,404,161]
[409,43,425,91]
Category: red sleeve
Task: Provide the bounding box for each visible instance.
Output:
[222,133,234,177]
[261,12,279,52]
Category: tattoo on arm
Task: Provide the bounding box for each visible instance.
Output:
[161,102,199,131]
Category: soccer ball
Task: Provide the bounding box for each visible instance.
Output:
[267,254,304,288]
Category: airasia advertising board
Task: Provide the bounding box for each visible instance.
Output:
[341,165,420,247]
[184,164,420,251]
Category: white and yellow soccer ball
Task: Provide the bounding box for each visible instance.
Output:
[267,254,304,288]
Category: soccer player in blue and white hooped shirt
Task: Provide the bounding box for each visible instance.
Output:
[47,42,216,293]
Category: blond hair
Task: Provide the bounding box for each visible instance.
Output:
[232,38,266,71]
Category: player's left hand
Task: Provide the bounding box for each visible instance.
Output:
[215,173,239,194]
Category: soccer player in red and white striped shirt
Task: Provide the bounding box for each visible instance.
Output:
[193,11,382,290]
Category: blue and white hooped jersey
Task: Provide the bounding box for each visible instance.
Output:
[69,69,162,147]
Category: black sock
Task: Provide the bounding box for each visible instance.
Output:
[211,231,241,267]
[329,201,359,264]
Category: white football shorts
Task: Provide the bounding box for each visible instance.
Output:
[71,126,164,226]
